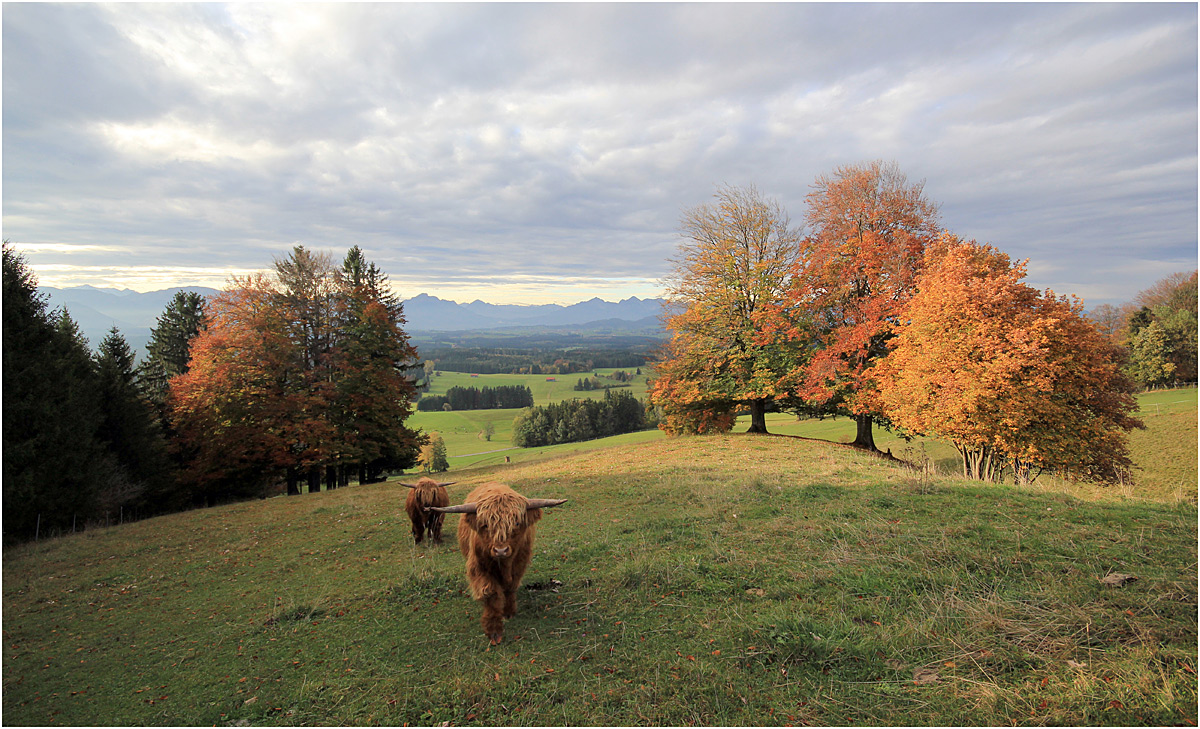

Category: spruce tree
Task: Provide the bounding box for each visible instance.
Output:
[96,328,174,514]
[137,291,206,414]
[3,243,107,541]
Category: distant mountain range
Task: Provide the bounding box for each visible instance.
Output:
[36,285,668,357]
[401,293,665,331]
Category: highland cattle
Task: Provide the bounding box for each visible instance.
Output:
[401,478,455,544]
[429,482,566,644]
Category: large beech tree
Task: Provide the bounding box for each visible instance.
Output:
[874,233,1143,484]
[785,160,941,451]
[649,184,808,435]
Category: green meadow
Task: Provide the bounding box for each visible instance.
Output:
[421,367,652,404]
[3,388,1195,726]
[411,368,656,469]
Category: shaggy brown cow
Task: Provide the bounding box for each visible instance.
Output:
[429,482,566,644]
[401,478,455,544]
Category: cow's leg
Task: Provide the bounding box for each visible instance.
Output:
[481,591,507,644]
[430,514,444,545]
[505,555,530,618]
[411,514,424,544]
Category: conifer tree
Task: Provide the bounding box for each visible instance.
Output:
[95,328,173,514]
[3,243,107,541]
[137,291,206,415]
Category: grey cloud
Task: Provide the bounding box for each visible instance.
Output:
[3,3,1195,306]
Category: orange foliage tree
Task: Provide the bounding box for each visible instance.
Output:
[169,274,318,502]
[782,160,941,451]
[649,184,809,435]
[874,233,1143,484]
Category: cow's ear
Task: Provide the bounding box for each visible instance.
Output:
[524,508,544,525]
[462,512,478,529]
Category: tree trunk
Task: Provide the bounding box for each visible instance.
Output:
[286,468,301,496]
[325,465,338,490]
[745,399,769,434]
[338,466,349,488]
[357,464,367,486]
[307,467,321,494]
[851,413,878,451]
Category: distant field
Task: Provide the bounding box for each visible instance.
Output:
[411,368,658,469]
[422,368,651,406]
[415,383,1196,505]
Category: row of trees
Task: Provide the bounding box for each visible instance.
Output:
[3,242,426,542]
[427,347,648,374]
[511,389,652,447]
[649,163,1148,485]
[5,242,177,541]
[1088,272,1197,388]
[417,385,534,411]
[171,246,424,503]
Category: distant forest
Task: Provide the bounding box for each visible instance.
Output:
[423,347,651,375]
[417,385,534,411]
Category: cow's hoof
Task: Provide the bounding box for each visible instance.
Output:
[488,632,504,645]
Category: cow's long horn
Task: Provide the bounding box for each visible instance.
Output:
[399,482,418,489]
[428,503,478,514]
[437,481,457,487]
[525,498,568,509]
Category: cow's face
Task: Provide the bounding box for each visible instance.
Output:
[467,507,542,560]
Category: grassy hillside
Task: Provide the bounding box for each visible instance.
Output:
[4,436,1195,726]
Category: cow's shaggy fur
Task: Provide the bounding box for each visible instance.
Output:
[441,482,565,644]
[402,478,451,544]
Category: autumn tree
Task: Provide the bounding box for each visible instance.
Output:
[786,160,941,451]
[875,233,1143,485]
[170,247,422,501]
[1086,303,1135,346]
[170,274,308,502]
[649,184,808,435]
[272,246,341,491]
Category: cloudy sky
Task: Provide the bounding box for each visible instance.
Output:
[4,3,1196,306]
